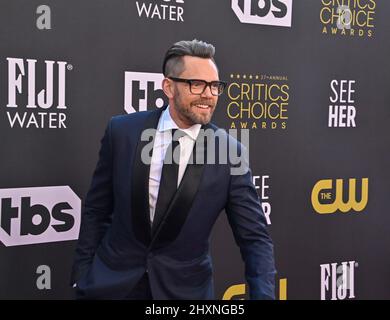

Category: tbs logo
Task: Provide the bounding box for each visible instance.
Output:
[231,0,293,27]
[124,71,168,113]
[0,186,81,247]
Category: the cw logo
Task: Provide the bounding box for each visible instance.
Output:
[311,178,368,214]
[222,278,287,300]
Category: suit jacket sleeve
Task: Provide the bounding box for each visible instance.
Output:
[70,118,114,285]
[225,143,277,300]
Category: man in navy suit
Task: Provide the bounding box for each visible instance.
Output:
[71,39,276,300]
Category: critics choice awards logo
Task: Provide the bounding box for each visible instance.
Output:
[225,73,290,130]
[320,0,376,38]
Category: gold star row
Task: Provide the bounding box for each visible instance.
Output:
[230,74,261,80]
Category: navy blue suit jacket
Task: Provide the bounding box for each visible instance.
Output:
[71,105,276,299]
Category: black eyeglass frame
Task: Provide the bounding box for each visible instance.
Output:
[168,77,227,96]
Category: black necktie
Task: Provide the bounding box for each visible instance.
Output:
[152,129,184,236]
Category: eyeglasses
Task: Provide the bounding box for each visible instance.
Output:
[168,77,227,96]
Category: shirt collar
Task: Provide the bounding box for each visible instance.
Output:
[157,105,202,141]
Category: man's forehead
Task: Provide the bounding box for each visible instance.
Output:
[180,56,219,78]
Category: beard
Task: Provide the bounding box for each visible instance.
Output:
[173,93,217,126]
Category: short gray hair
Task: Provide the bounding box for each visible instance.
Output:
[162,39,217,77]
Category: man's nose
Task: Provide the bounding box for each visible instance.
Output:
[201,84,214,98]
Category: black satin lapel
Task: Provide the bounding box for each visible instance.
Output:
[150,124,212,250]
[131,106,167,247]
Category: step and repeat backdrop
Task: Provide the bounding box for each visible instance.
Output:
[1,0,390,300]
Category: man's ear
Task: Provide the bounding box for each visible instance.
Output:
[162,78,174,99]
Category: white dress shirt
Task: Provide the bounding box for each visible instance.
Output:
[149,106,202,224]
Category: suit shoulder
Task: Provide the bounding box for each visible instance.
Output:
[107,110,155,135]
[96,112,150,144]
[110,111,150,126]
